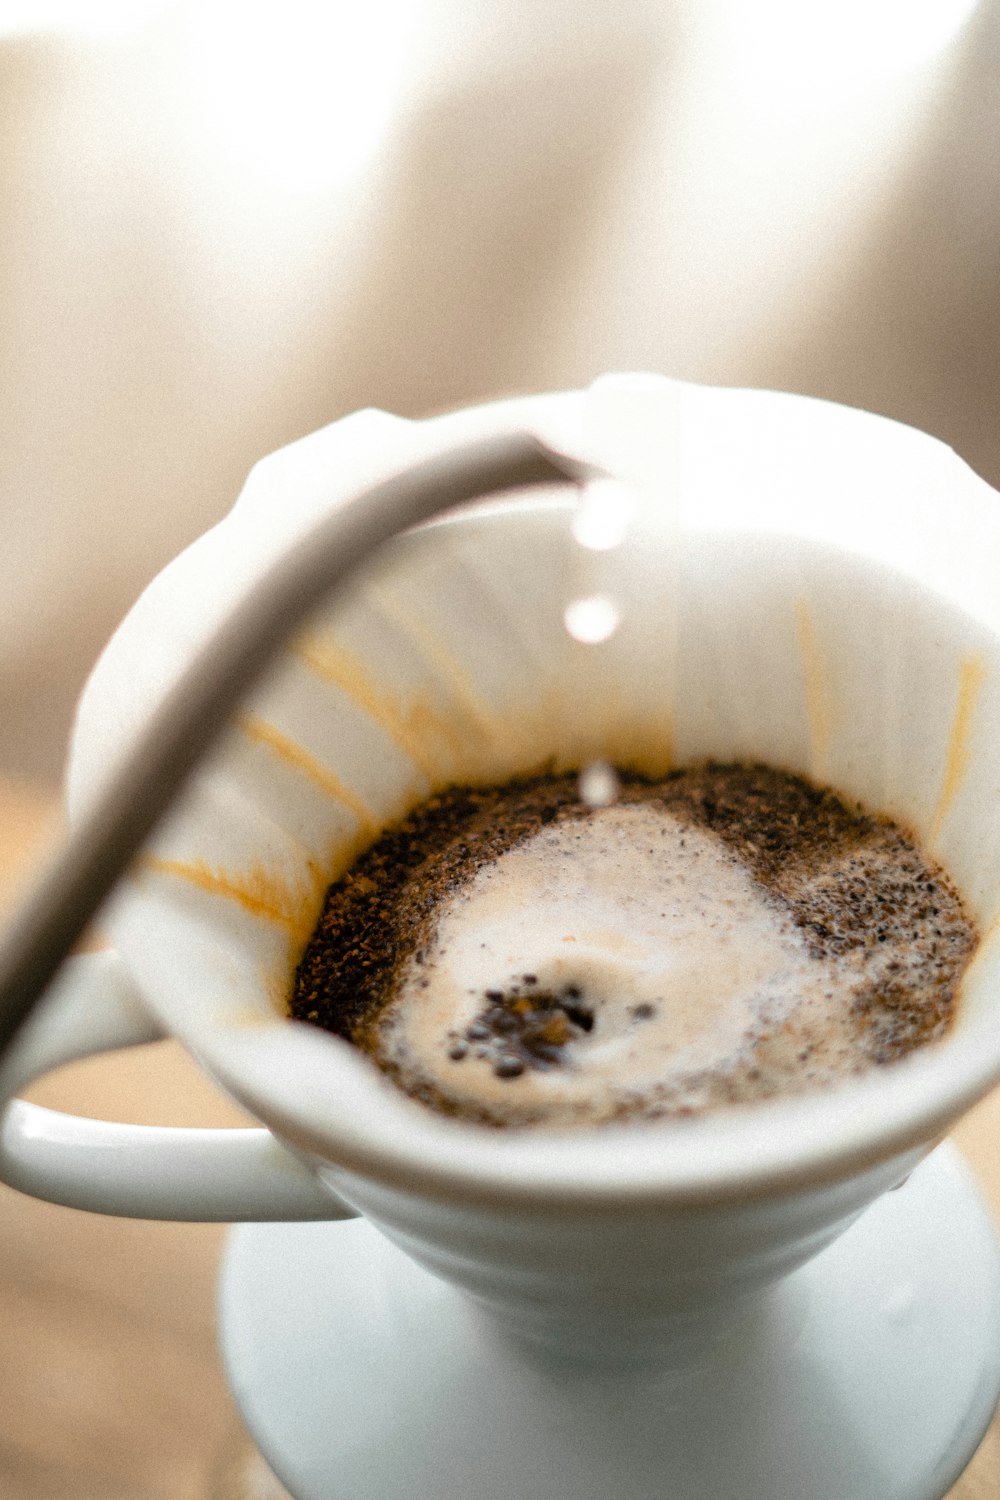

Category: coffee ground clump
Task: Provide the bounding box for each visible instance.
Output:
[290,764,979,1122]
[445,978,596,1080]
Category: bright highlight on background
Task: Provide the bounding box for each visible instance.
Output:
[188,0,419,192]
[0,0,167,33]
[710,0,981,95]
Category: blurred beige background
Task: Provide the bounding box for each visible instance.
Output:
[3,3,1000,1496]
[2,0,999,784]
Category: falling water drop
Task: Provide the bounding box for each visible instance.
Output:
[578,760,621,808]
[571,478,633,552]
[564,594,620,644]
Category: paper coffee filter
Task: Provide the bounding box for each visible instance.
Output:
[67,376,1000,1195]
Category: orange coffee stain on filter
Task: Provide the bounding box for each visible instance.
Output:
[140,855,326,953]
[237,713,379,843]
[602,711,674,782]
[292,636,470,783]
[794,601,833,781]
[140,853,333,1017]
[930,654,987,849]
[366,584,667,784]
[367,591,500,764]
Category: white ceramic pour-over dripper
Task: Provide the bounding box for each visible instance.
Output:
[3,375,1000,1498]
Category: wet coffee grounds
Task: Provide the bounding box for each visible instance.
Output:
[289,763,979,1115]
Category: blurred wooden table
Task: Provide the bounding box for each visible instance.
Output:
[0,772,998,1499]
[0,776,273,1499]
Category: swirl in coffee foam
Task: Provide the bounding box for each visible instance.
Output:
[291,767,978,1128]
[378,806,879,1125]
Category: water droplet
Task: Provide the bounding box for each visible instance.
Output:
[578,760,621,808]
[571,478,632,551]
[564,594,620,644]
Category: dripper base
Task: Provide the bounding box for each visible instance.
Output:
[218,1143,1000,1500]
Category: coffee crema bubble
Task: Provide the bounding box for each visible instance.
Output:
[289,766,979,1128]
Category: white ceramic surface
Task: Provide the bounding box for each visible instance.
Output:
[219,1144,1000,1500]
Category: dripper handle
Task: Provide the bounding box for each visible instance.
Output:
[0,950,353,1221]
